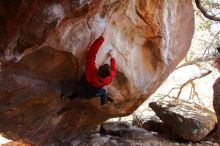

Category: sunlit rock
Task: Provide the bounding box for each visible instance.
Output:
[0,0,194,145]
[149,100,217,142]
[2,141,30,146]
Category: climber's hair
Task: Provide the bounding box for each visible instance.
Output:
[98,64,111,78]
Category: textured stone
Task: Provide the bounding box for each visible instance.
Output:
[64,126,220,146]
[0,0,194,145]
[100,121,154,141]
[142,116,164,133]
[149,100,217,142]
[2,141,30,146]
[213,77,220,144]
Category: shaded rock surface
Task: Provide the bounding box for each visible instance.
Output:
[142,115,166,134]
[213,77,220,143]
[149,100,217,142]
[0,0,194,145]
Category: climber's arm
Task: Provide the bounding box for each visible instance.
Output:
[85,35,105,82]
[86,36,104,64]
[110,58,116,77]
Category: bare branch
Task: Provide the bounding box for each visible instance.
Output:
[195,0,220,22]
[176,70,212,98]
[176,56,213,70]
[202,30,220,56]
[176,30,220,70]
[157,70,212,102]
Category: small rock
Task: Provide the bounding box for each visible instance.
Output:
[71,140,81,146]
[89,137,110,146]
[213,143,220,146]
[100,121,154,141]
[90,133,100,138]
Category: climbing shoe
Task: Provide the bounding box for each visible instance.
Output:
[101,96,113,105]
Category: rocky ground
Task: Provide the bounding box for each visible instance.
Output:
[2,99,220,146]
[68,132,219,146]
[2,122,219,146]
[1,133,219,146]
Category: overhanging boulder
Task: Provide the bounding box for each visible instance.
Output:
[0,0,194,145]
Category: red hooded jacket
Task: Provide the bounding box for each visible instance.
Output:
[85,36,116,88]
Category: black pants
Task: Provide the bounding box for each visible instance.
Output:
[71,75,108,104]
[95,88,108,105]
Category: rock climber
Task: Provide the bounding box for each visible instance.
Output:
[69,31,117,105]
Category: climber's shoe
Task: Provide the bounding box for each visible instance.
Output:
[101,96,113,105]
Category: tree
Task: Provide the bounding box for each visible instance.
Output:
[195,0,220,22]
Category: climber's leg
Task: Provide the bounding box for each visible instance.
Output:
[67,76,85,100]
[96,88,112,105]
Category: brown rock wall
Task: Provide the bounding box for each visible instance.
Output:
[0,0,194,145]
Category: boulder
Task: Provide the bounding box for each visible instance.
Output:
[213,77,220,143]
[0,0,194,145]
[149,100,217,142]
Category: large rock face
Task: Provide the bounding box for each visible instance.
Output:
[0,0,194,145]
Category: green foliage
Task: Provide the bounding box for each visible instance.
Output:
[198,20,212,30]
[202,0,220,9]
